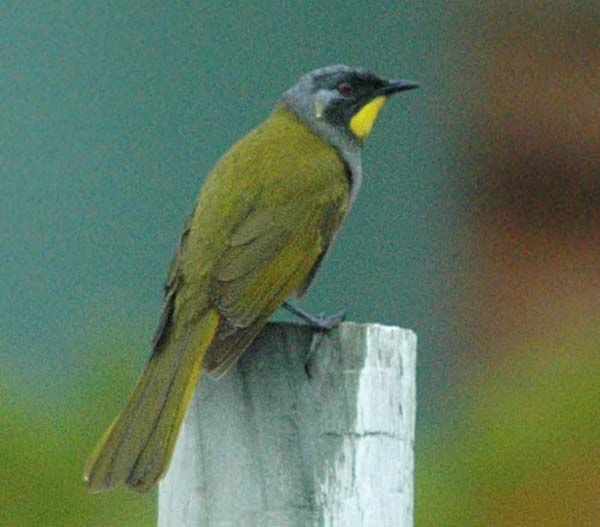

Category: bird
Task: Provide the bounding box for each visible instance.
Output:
[84,64,418,492]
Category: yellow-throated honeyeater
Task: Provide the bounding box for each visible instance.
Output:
[85,65,417,492]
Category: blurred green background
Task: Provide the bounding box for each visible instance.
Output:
[2,1,599,525]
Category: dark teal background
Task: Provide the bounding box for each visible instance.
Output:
[3,2,458,417]
[7,2,597,526]
[4,4,457,523]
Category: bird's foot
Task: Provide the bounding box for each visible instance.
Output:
[283,302,346,377]
[283,301,346,330]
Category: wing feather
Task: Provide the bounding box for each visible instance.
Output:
[203,182,348,376]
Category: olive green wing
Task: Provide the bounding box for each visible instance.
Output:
[203,180,349,378]
[151,213,193,351]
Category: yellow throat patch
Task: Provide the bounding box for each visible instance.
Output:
[349,96,387,139]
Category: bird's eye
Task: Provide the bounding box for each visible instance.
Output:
[338,83,354,97]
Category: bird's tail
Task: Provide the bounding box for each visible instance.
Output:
[84,309,219,492]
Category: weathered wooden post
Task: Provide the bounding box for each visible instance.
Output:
[159,321,417,527]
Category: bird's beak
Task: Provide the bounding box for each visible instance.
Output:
[349,77,419,140]
[377,79,419,96]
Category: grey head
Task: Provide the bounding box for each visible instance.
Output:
[282,64,418,158]
[281,64,417,204]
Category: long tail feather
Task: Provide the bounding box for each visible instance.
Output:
[84,309,219,492]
